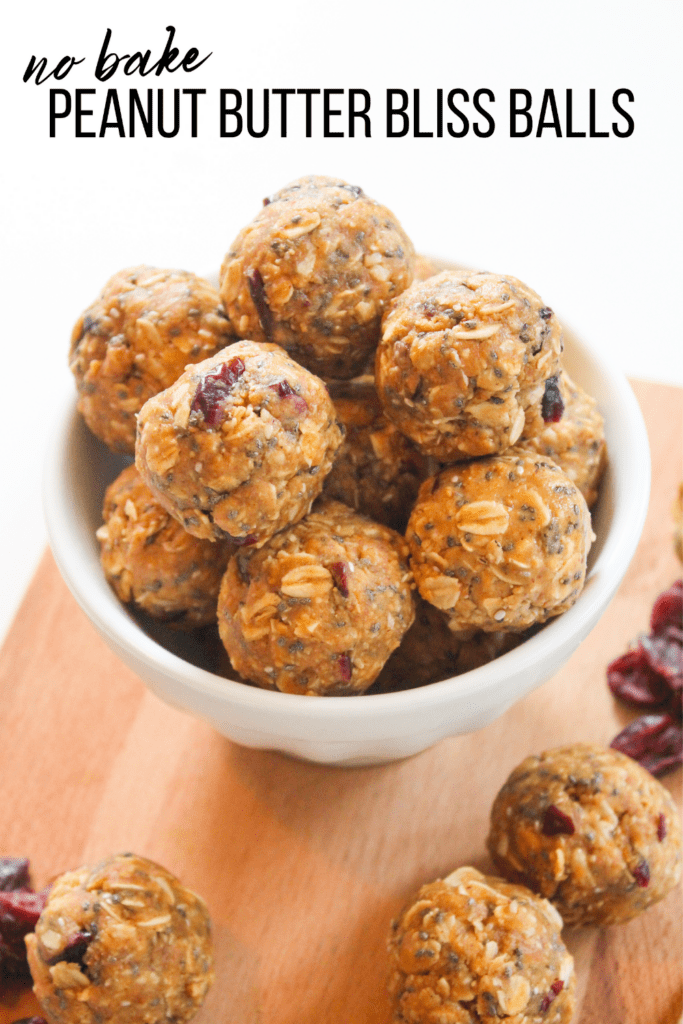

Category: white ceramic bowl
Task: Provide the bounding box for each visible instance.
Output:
[44,310,650,766]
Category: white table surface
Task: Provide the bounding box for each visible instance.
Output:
[1,0,681,643]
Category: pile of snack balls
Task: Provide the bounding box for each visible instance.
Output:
[70,175,607,696]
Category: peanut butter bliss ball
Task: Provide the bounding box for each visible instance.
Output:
[217,498,415,695]
[135,340,343,546]
[487,744,682,927]
[324,379,434,532]
[25,853,213,1024]
[519,372,607,509]
[219,175,415,379]
[408,450,594,632]
[376,270,564,460]
[387,866,576,1024]
[70,266,234,453]
[97,465,231,628]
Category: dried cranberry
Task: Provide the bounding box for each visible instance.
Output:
[271,379,295,399]
[608,580,683,769]
[657,813,667,842]
[338,653,352,682]
[228,534,257,547]
[650,580,683,636]
[610,713,683,776]
[540,979,564,1013]
[247,268,274,340]
[542,805,575,836]
[607,648,671,708]
[0,939,29,981]
[328,562,349,598]
[632,860,650,888]
[0,889,48,930]
[639,745,682,776]
[666,626,683,653]
[191,357,245,426]
[639,633,682,690]
[0,858,30,893]
[46,930,93,968]
[539,307,554,320]
[541,376,564,423]
[269,380,309,415]
[611,713,674,758]
[0,887,49,981]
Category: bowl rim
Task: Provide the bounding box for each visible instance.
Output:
[45,321,650,726]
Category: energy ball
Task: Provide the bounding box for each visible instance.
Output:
[136,340,343,545]
[70,266,234,453]
[519,372,607,508]
[219,175,415,380]
[25,853,213,1024]
[376,270,564,460]
[373,596,522,692]
[408,450,593,632]
[324,379,434,532]
[217,498,415,695]
[388,866,576,1024]
[487,743,682,927]
[97,465,230,628]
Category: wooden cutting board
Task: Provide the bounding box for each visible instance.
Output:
[1,379,681,1024]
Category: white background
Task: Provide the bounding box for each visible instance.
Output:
[1,0,681,642]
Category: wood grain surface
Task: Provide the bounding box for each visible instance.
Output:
[1,380,681,1024]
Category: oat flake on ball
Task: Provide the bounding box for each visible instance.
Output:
[408,449,593,632]
[388,866,576,1024]
[70,266,234,454]
[25,853,213,1024]
[219,175,415,380]
[487,743,682,927]
[136,340,343,545]
[376,270,563,460]
[217,498,415,695]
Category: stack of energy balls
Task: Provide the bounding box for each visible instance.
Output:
[72,175,606,696]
